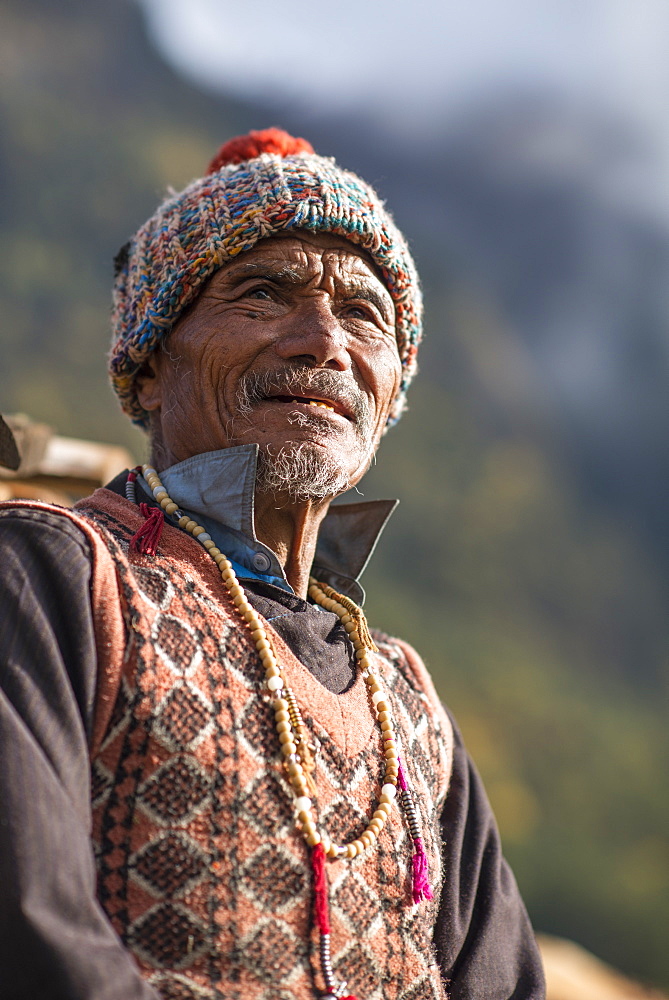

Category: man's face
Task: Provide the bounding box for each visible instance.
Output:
[136,231,401,498]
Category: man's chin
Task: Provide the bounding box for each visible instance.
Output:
[255,440,357,501]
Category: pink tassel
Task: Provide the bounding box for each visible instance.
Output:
[397,757,409,792]
[129,503,164,556]
[398,757,433,904]
[411,837,434,904]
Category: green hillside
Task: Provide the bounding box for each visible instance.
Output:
[1,0,667,987]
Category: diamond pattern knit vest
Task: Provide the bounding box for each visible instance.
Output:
[67,489,454,1000]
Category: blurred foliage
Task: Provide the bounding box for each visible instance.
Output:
[1,0,667,988]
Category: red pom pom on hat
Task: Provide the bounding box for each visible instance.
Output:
[207,128,315,174]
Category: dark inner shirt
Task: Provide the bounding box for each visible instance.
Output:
[242,580,357,694]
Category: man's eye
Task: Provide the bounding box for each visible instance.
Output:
[344,304,372,321]
[247,287,273,300]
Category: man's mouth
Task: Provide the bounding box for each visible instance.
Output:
[236,368,368,430]
[266,394,347,418]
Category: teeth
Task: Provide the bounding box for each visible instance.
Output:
[277,395,336,411]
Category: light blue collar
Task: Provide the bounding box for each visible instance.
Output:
[140,445,397,604]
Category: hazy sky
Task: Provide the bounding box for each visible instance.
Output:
[140,0,669,139]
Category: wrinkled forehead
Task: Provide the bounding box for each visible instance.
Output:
[238,229,382,271]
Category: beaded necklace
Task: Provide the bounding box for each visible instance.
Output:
[127,464,432,1000]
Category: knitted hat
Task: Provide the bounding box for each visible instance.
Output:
[109,128,422,428]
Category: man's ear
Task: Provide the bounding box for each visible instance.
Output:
[135,356,163,413]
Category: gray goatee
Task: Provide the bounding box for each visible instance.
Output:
[235,367,374,501]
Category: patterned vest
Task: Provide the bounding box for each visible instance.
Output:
[68,489,454,1000]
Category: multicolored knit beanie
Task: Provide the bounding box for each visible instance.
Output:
[109,128,423,428]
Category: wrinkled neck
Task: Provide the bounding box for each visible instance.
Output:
[253,491,331,598]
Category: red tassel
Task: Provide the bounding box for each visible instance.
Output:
[311,843,330,935]
[129,503,164,556]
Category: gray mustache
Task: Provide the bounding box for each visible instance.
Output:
[236,367,371,429]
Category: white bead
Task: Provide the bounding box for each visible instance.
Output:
[295,796,312,812]
[197,532,211,543]
[381,783,397,799]
[267,675,284,692]
[371,689,386,705]
[152,486,166,498]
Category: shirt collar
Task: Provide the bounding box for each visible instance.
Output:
[149,445,397,604]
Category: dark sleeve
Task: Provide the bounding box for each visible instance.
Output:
[434,711,546,1000]
[0,509,160,1000]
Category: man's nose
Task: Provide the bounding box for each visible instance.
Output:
[273,296,351,371]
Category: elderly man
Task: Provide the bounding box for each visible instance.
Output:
[0,130,544,1000]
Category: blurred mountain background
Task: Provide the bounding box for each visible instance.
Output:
[1,0,668,990]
